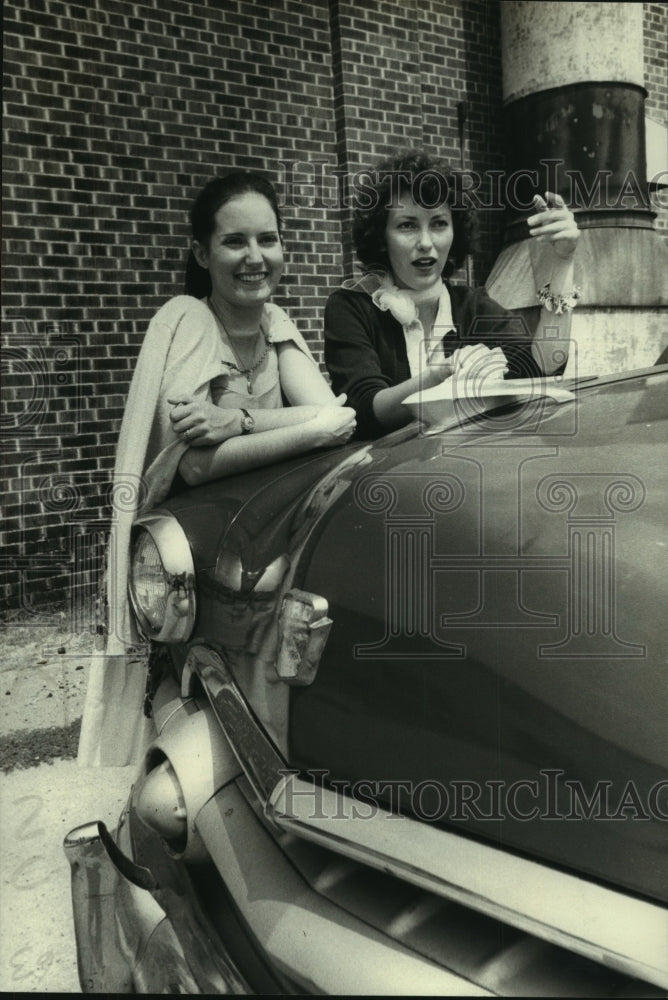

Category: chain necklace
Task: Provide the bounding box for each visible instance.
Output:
[208,298,271,394]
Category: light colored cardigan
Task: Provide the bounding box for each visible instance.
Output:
[77,295,313,766]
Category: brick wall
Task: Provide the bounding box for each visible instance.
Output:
[2,0,665,614]
[329,0,505,281]
[643,2,668,236]
[2,0,344,614]
[418,0,506,284]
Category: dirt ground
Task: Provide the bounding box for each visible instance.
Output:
[0,609,136,992]
[0,612,95,771]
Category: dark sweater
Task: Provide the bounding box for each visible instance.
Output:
[324,282,540,439]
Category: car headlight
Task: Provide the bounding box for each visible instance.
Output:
[129,511,196,643]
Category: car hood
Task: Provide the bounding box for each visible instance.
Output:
[164,369,668,903]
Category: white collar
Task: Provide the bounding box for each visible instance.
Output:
[343,272,455,376]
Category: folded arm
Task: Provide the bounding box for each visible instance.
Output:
[178,411,355,485]
[173,339,356,485]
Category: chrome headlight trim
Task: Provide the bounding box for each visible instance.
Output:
[129,510,196,643]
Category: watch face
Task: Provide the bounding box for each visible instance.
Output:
[241,411,255,433]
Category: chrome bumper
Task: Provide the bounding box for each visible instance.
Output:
[63,810,247,994]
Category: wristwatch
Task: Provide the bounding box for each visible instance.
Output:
[239,408,255,434]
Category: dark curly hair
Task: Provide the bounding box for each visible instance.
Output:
[184,171,283,298]
[352,149,477,279]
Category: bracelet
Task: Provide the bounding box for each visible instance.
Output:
[537,282,581,315]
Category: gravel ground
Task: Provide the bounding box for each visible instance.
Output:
[0,758,133,993]
[0,612,137,992]
[1,616,94,740]
[1,623,91,772]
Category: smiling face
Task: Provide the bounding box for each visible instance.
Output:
[384,194,454,293]
[193,192,284,311]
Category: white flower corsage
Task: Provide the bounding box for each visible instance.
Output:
[537,283,581,315]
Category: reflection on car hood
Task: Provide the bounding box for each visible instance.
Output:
[163,368,668,903]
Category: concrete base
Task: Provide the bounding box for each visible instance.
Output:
[486,226,668,310]
[565,309,668,377]
[485,224,668,377]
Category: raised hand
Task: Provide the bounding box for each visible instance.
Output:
[168,394,241,446]
[528,191,580,258]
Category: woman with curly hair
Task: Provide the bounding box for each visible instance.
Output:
[324,149,580,439]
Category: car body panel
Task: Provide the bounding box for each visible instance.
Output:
[164,368,667,905]
[285,372,668,902]
[64,814,247,994]
[67,366,668,994]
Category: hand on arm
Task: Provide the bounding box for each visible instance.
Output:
[527,192,580,374]
[169,393,325,446]
[307,400,358,445]
[173,338,356,485]
[178,403,356,485]
[168,395,242,445]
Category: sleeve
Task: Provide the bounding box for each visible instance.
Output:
[147,296,222,460]
[324,290,394,439]
[446,286,542,379]
[117,296,222,512]
[78,297,222,768]
[262,302,319,364]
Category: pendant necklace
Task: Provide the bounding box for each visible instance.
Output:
[208,299,271,394]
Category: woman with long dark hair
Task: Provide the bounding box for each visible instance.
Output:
[154,171,355,493]
[78,171,355,766]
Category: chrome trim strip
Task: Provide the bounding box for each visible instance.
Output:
[130,510,196,643]
[187,643,668,990]
[183,644,284,806]
[268,777,668,990]
[196,782,492,996]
